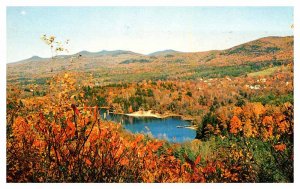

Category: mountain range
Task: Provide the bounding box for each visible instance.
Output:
[7,36,293,84]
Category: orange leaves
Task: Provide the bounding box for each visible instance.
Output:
[86,127,100,143]
[12,117,31,140]
[262,116,274,126]
[120,158,129,166]
[32,139,46,149]
[229,148,244,161]
[93,105,98,120]
[262,116,274,140]
[190,168,206,183]
[148,141,163,152]
[115,144,125,159]
[128,105,134,113]
[202,162,217,175]
[252,103,266,118]
[243,119,254,138]
[242,102,265,119]
[216,107,229,128]
[194,155,201,165]
[212,102,293,143]
[274,144,286,152]
[131,134,144,148]
[230,116,242,134]
[9,108,264,183]
[275,114,289,133]
[7,66,294,183]
[66,118,75,138]
[233,107,243,116]
[84,158,92,166]
[141,171,155,183]
[49,72,78,103]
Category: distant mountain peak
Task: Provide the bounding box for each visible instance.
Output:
[76,50,140,57]
[29,55,43,60]
[8,36,292,64]
[148,49,181,56]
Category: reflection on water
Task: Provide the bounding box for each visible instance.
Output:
[100,109,196,143]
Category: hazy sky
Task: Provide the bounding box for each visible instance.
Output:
[7,7,293,63]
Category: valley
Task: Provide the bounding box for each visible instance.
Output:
[6,36,294,182]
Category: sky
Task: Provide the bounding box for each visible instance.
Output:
[6,6,293,63]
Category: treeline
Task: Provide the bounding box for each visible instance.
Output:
[7,72,268,182]
[186,60,289,79]
[80,66,293,124]
[195,102,293,182]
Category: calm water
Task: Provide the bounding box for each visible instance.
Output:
[100,109,196,143]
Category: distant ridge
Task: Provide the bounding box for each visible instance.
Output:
[148,49,181,56]
[10,50,143,64]
[75,50,142,57]
[9,55,46,64]
[9,36,293,64]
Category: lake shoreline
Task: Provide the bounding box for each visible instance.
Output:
[125,110,195,121]
[100,107,192,120]
[125,110,176,119]
[100,108,197,142]
[125,110,197,130]
[100,108,197,130]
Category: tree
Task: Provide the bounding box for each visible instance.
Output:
[196,112,218,140]
[41,34,70,72]
[41,34,69,59]
[230,116,242,135]
[186,91,192,97]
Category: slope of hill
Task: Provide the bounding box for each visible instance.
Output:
[27,55,44,61]
[148,49,181,56]
[7,36,293,85]
[7,35,294,183]
[210,36,293,65]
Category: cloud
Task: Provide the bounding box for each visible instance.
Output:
[20,10,26,15]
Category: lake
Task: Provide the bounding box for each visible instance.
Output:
[100,109,196,143]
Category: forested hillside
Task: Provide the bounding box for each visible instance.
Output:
[7,36,293,182]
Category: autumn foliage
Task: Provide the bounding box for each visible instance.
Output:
[6,60,294,182]
[6,73,231,182]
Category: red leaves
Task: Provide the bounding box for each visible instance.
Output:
[71,104,80,116]
[93,105,98,120]
[66,118,75,137]
[131,134,144,148]
[84,158,92,166]
[7,69,294,183]
[203,164,216,174]
[194,155,201,165]
[39,112,45,120]
[148,141,163,152]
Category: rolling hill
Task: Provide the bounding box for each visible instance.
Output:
[148,49,182,56]
[75,50,142,57]
[7,36,293,84]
